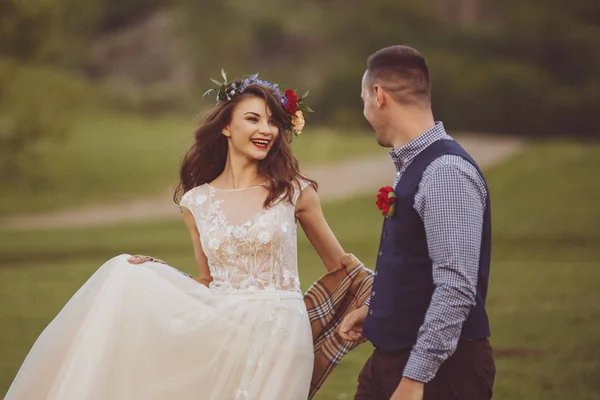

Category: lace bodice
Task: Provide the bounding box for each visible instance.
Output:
[180,182,308,294]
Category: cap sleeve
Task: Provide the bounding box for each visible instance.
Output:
[292,178,311,205]
[179,191,190,210]
[179,186,198,211]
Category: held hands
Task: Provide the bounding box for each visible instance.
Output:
[339,304,369,343]
[390,378,424,400]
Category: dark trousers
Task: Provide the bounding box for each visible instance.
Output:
[355,339,495,400]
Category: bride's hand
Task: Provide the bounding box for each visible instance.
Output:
[127,255,208,287]
[193,276,213,288]
[127,255,167,265]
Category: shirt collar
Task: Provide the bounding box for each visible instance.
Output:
[389,122,450,173]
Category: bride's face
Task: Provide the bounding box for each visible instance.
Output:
[222,96,280,162]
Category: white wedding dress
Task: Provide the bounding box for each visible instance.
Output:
[6,183,314,400]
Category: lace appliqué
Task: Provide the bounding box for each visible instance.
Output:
[180,183,307,294]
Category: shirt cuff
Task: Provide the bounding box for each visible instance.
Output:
[363,296,371,307]
[402,351,443,383]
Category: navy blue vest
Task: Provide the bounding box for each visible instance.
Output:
[363,139,491,351]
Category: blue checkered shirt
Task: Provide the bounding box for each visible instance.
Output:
[365,122,487,383]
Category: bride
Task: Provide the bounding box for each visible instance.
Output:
[6,75,350,399]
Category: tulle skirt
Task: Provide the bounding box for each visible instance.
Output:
[6,255,314,400]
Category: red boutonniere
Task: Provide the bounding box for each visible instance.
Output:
[376,186,396,217]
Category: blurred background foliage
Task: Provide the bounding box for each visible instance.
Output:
[1,0,598,181]
[2,3,599,398]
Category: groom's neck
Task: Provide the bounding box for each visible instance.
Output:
[388,107,435,149]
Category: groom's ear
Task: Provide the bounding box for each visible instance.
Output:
[373,85,386,108]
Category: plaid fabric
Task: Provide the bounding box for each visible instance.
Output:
[303,254,374,399]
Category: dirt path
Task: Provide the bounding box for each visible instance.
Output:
[0,134,523,230]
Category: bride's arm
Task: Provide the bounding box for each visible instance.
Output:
[295,185,346,272]
[182,208,213,287]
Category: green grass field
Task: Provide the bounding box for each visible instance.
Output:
[0,111,383,216]
[1,140,599,399]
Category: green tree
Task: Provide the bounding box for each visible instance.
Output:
[0,0,82,183]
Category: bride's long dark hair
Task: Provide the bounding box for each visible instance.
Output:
[174,84,317,208]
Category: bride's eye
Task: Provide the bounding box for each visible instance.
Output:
[246,117,259,123]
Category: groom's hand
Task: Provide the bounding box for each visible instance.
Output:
[339,304,369,342]
[390,378,424,400]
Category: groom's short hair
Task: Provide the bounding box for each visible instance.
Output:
[366,45,431,105]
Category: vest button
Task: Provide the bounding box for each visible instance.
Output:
[382,232,387,239]
[378,251,383,256]
[369,310,373,315]
[372,291,376,296]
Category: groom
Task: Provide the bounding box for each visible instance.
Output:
[340,46,495,399]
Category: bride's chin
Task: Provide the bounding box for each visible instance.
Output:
[248,149,271,161]
[231,148,269,163]
[251,155,269,162]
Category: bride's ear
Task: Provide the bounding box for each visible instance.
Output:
[222,125,231,138]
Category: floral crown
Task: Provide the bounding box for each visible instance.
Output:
[202,69,313,135]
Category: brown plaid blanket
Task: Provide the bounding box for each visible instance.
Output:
[303,253,374,399]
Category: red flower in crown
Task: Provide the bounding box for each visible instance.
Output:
[376,186,396,217]
[284,89,299,114]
